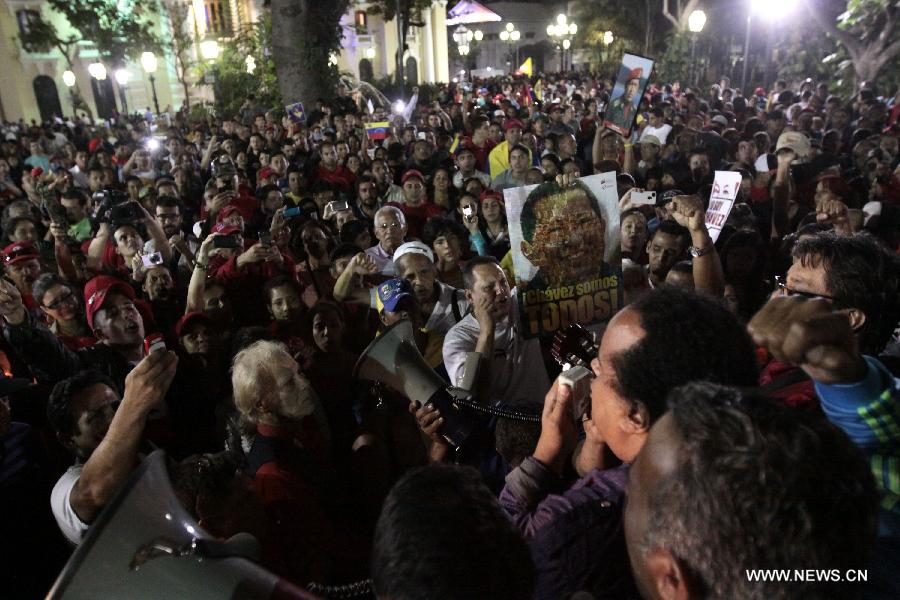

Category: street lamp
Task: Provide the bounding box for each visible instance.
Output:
[453,25,481,63]
[547,14,577,71]
[200,39,220,62]
[499,23,521,73]
[741,0,798,93]
[62,70,77,117]
[114,69,131,114]
[365,46,376,59]
[688,9,707,87]
[245,56,256,74]
[140,51,161,116]
[87,62,107,80]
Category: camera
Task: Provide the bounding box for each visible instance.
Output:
[558,365,593,421]
[91,189,130,225]
[258,231,272,247]
[109,202,145,224]
[141,251,164,268]
[282,206,303,218]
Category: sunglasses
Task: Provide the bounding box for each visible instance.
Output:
[774,275,836,302]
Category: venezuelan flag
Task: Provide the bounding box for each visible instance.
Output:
[365,122,391,140]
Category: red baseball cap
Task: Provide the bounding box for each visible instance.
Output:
[1,241,39,266]
[257,167,277,182]
[213,222,241,235]
[401,169,425,185]
[175,311,212,337]
[83,275,136,330]
[502,119,524,132]
[216,205,243,223]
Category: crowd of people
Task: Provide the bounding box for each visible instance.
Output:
[0,68,899,599]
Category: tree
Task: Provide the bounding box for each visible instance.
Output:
[804,0,900,86]
[367,0,435,88]
[201,17,280,117]
[164,0,195,108]
[661,0,703,32]
[269,0,349,108]
[18,0,162,116]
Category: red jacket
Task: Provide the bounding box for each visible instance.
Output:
[313,164,356,193]
[208,249,295,325]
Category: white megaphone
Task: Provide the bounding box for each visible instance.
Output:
[46,450,317,600]
[354,319,474,447]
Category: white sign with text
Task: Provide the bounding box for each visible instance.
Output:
[705,171,742,242]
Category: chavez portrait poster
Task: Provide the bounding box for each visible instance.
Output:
[603,53,655,137]
[505,173,622,338]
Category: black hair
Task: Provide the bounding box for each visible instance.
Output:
[508,143,530,157]
[612,287,759,424]
[47,370,118,439]
[371,464,534,600]
[651,219,690,246]
[495,416,542,468]
[32,272,72,307]
[61,187,90,206]
[640,382,877,599]
[792,232,900,354]
[461,255,502,290]
[422,216,468,248]
[155,194,183,213]
[261,274,302,305]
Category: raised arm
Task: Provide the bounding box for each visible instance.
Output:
[670,195,724,297]
[70,350,178,524]
[333,252,377,304]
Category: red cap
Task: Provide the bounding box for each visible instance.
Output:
[213,222,241,235]
[88,139,102,153]
[83,275,135,330]
[479,189,504,205]
[1,241,39,266]
[216,205,243,223]
[502,119,524,132]
[175,311,212,337]
[627,67,643,81]
[29,167,43,179]
[401,169,425,185]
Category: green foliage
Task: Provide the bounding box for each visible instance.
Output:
[655,31,693,85]
[201,16,281,118]
[19,0,161,65]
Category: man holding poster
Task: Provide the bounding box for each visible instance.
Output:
[506,174,622,338]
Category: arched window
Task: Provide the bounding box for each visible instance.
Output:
[359,58,374,82]
[33,76,62,122]
[405,57,418,86]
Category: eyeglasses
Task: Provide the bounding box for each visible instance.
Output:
[44,290,77,310]
[376,222,403,230]
[774,276,836,301]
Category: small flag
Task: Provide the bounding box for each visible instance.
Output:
[517,57,533,77]
[534,79,543,101]
[449,134,460,154]
[366,98,375,114]
[365,121,391,140]
[285,101,306,123]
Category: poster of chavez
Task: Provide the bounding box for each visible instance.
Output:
[504,173,622,338]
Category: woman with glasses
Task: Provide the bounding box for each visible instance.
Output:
[32,273,94,350]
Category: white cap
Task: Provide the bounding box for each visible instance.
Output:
[862,201,882,225]
[393,241,434,264]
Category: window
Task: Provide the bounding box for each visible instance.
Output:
[355,10,368,32]
[16,9,40,38]
[204,0,232,35]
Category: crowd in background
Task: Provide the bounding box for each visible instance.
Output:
[0,69,899,599]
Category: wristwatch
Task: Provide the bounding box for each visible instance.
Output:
[689,242,714,258]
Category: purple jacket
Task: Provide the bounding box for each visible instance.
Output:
[499,457,639,599]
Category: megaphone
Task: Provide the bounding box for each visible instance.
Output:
[46,450,317,600]
[354,319,473,447]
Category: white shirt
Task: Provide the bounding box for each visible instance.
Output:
[453,170,491,190]
[442,296,549,407]
[425,282,469,335]
[640,124,673,145]
[365,243,396,276]
[51,464,88,545]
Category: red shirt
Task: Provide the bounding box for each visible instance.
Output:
[460,136,497,173]
[386,200,445,239]
[313,163,356,193]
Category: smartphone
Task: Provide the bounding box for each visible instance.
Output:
[213,234,240,249]
[631,191,657,206]
[558,365,593,421]
[143,333,166,355]
[282,206,302,218]
[141,251,164,268]
[217,179,234,194]
[463,205,475,223]
[258,231,272,247]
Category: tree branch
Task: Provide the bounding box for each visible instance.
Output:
[662,0,681,28]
